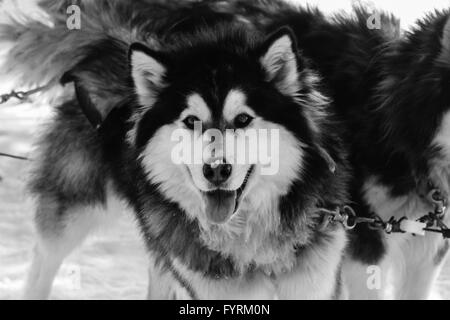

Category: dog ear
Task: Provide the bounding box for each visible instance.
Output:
[259,27,301,97]
[129,43,168,108]
[437,16,450,67]
[61,39,129,129]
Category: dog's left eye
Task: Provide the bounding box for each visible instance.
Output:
[234,113,253,128]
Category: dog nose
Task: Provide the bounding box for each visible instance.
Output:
[203,163,232,185]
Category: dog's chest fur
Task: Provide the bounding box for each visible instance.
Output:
[198,197,307,275]
[167,227,347,299]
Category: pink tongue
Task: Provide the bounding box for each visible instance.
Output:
[204,190,237,224]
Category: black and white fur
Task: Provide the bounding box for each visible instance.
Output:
[340,10,450,300]
[1,0,351,299]
[206,0,450,299]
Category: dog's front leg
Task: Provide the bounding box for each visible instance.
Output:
[394,236,449,300]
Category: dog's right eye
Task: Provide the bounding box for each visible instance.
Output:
[183,116,200,130]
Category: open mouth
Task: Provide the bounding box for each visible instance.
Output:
[203,165,254,224]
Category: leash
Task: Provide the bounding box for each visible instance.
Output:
[321,185,450,239]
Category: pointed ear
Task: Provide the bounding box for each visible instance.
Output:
[260,27,300,96]
[129,43,167,107]
[61,39,129,129]
[437,16,450,66]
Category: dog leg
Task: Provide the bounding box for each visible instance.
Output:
[342,259,388,300]
[147,258,173,300]
[395,237,449,300]
[23,239,67,300]
[396,261,443,300]
[23,196,112,299]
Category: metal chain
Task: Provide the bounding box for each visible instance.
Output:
[320,187,450,239]
[420,188,450,238]
[0,85,49,162]
[319,206,357,231]
[0,85,48,105]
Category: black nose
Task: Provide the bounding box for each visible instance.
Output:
[203,163,232,185]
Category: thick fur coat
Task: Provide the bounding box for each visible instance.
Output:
[1,0,351,299]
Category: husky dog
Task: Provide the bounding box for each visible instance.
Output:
[208,0,450,299]
[339,10,450,300]
[1,0,350,299]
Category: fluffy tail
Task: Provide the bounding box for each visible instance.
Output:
[0,0,145,94]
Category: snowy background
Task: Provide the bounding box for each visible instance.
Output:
[1,0,450,300]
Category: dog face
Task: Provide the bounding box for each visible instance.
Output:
[127,28,330,228]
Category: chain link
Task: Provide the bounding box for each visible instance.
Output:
[0,86,48,105]
[421,188,450,238]
[320,187,449,238]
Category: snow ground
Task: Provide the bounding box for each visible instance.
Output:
[1,0,450,301]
